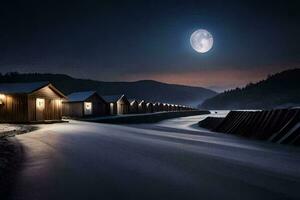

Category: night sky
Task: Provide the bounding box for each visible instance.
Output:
[0,0,299,91]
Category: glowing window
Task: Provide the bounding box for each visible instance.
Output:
[84,102,92,115]
[0,94,5,105]
[36,98,45,109]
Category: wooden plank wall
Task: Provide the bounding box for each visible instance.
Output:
[0,94,28,122]
[117,102,130,115]
[86,94,109,116]
[62,93,109,118]
[62,102,83,117]
[28,85,63,121]
[45,99,62,120]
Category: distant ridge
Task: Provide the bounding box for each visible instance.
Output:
[0,72,217,107]
[200,68,300,109]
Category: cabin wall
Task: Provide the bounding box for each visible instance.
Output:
[86,94,109,116]
[62,102,83,118]
[28,85,63,121]
[158,105,164,112]
[138,103,146,113]
[129,103,138,113]
[45,99,62,120]
[146,104,153,113]
[28,97,62,121]
[117,102,130,115]
[0,94,28,122]
[153,105,159,112]
[110,103,117,115]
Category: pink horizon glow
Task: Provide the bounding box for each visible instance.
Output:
[121,66,296,92]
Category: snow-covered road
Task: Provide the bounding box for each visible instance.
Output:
[10,114,300,200]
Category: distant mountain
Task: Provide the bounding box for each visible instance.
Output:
[200,68,300,109]
[0,72,217,107]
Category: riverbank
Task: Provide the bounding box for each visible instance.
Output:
[198,109,300,146]
[83,110,211,124]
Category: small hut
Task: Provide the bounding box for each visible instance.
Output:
[163,103,169,111]
[129,100,139,114]
[0,82,66,122]
[153,102,159,112]
[168,104,173,111]
[103,95,130,115]
[146,102,154,113]
[172,104,177,111]
[179,105,184,111]
[138,100,146,113]
[62,91,108,118]
[175,105,179,111]
[158,103,164,112]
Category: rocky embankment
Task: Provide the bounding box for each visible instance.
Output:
[198,117,225,130]
[198,108,300,146]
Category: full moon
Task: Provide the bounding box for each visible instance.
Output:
[190,29,213,53]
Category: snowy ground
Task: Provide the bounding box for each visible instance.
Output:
[0,124,35,138]
[155,110,229,131]
[8,115,300,200]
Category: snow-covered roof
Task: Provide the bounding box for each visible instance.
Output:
[66,91,97,102]
[139,100,146,105]
[128,98,138,103]
[102,95,123,103]
[0,82,50,94]
[130,99,138,105]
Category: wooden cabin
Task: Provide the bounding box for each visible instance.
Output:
[0,82,66,122]
[163,103,169,111]
[103,95,130,115]
[129,100,139,114]
[158,103,164,112]
[174,104,178,111]
[146,102,154,113]
[62,91,108,118]
[171,104,176,111]
[168,104,173,111]
[179,105,183,111]
[138,100,146,113]
[153,102,159,112]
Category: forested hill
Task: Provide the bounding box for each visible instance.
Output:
[0,72,217,107]
[200,68,300,109]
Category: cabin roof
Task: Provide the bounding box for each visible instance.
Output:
[139,100,146,106]
[0,81,49,94]
[128,98,137,103]
[66,91,97,102]
[0,81,66,98]
[129,99,138,105]
[102,95,124,103]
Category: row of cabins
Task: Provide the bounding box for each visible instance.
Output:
[62,91,194,118]
[0,82,195,122]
